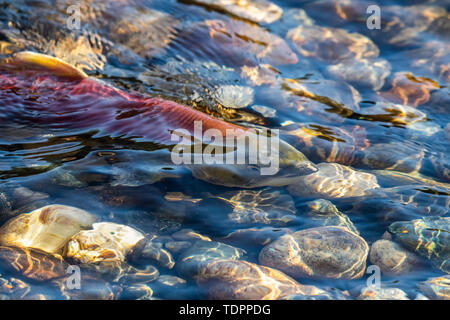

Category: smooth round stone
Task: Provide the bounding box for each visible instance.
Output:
[285,123,368,167]
[155,275,186,288]
[358,102,427,128]
[281,289,350,300]
[389,217,450,260]
[326,58,391,91]
[176,241,245,278]
[300,199,358,234]
[279,78,361,124]
[360,142,425,173]
[430,153,450,183]
[218,189,297,226]
[251,105,277,118]
[373,5,446,46]
[64,222,144,264]
[129,236,175,269]
[220,227,291,247]
[287,163,380,199]
[117,264,160,284]
[176,19,298,67]
[11,187,49,208]
[287,24,379,63]
[0,275,30,299]
[357,287,409,300]
[172,229,212,242]
[369,240,421,275]
[380,72,440,107]
[352,184,450,223]
[152,275,188,299]
[109,8,179,59]
[187,0,283,23]
[196,259,331,300]
[418,275,450,300]
[240,65,281,87]
[48,168,87,188]
[415,293,430,300]
[0,205,96,254]
[388,217,450,273]
[259,226,369,279]
[55,275,115,300]
[275,8,315,35]
[282,78,361,112]
[164,241,192,254]
[0,246,68,282]
[118,283,153,300]
[392,41,449,83]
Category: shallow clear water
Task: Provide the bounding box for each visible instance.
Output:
[0,0,448,300]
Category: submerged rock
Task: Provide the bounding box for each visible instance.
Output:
[285,123,369,167]
[300,199,358,234]
[369,239,422,275]
[429,152,450,183]
[220,227,291,247]
[279,77,362,124]
[357,287,409,300]
[176,241,245,278]
[118,283,153,300]
[304,1,446,47]
[0,205,95,254]
[287,163,379,199]
[395,41,450,83]
[240,64,281,87]
[326,58,391,91]
[0,246,68,282]
[380,72,440,107]
[347,184,450,222]
[172,229,212,242]
[373,5,446,47]
[0,274,30,299]
[185,0,283,24]
[175,19,298,67]
[196,259,333,300]
[217,189,298,226]
[128,235,175,269]
[259,226,369,279]
[388,217,450,273]
[64,222,144,264]
[109,7,179,59]
[358,102,428,127]
[54,275,115,300]
[287,24,379,63]
[418,275,450,300]
[360,142,425,173]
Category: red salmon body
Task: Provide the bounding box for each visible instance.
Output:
[0,52,247,144]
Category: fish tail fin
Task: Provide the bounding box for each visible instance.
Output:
[8,51,88,79]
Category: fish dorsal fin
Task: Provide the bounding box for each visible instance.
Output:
[10,51,88,79]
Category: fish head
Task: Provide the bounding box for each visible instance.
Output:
[189,138,317,188]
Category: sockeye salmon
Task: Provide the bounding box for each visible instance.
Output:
[0,52,316,187]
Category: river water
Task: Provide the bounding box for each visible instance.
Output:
[0,0,448,300]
